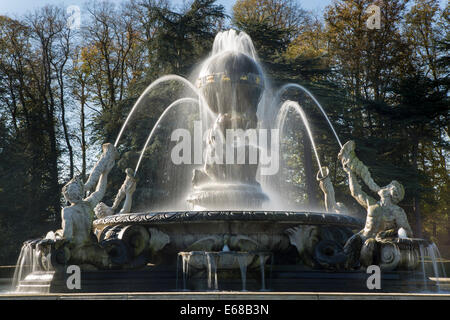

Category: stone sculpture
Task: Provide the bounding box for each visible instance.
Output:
[187,51,268,209]
[14,30,434,294]
[338,141,413,269]
[94,168,137,218]
[316,166,347,214]
[286,225,320,267]
[41,143,119,269]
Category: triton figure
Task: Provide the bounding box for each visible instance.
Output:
[338,141,413,268]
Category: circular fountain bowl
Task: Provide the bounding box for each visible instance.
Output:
[93,211,363,259]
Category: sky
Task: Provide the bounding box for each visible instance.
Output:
[0,0,333,17]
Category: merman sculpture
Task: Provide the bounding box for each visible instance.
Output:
[338,141,413,269]
[38,143,130,270]
[39,143,118,269]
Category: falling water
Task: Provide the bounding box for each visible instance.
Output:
[206,253,213,290]
[116,31,260,151]
[276,100,324,177]
[275,84,343,148]
[237,254,248,291]
[134,98,199,175]
[417,242,448,292]
[114,75,209,148]
[259,254,268,291]
[12,240,47,293]
[182,253,191,291]
[176,254,180,290]
[419,244,428,290]
[425,243,447,291]
[428,245,441,290]
[211,30,258,60]
[12,242,33,291]
[430,243,447,279]
[206,253,218,290]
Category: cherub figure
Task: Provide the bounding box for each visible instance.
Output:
[316,166,347,214]
[338,141,413,268]
[94,168,137,218]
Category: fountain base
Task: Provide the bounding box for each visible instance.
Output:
[12,211,445,293]
[15,266,440,293]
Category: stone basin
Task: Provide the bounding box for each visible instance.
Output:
[93,211,363,263]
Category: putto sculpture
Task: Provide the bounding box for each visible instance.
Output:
[95,168,137,218]
[317,166,347,214]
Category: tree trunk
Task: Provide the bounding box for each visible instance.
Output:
[46,105,61,218]
[60,77,74,178]
[81,83,87,180]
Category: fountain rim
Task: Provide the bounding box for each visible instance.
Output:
[178,251,271,256]
[93,210,363,229]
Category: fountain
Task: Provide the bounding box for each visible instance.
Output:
[10,30,446,294]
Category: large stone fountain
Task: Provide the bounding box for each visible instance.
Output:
[12,30,444,293]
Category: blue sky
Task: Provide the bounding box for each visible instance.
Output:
[0,0,332,17]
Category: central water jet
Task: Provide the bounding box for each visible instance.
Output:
[187,46,269,210]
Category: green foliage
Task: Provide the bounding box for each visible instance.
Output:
[150,0,227,75]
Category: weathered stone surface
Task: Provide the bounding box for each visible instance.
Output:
[94,211,363,228]
[339,140,416,271]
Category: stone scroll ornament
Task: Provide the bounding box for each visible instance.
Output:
[338,141,415,270]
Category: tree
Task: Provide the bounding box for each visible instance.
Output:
[82,1,142,113]
[323,0,449,237]
[0,13,64,263]
[405,0,446,82]
[150,0,226,75]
